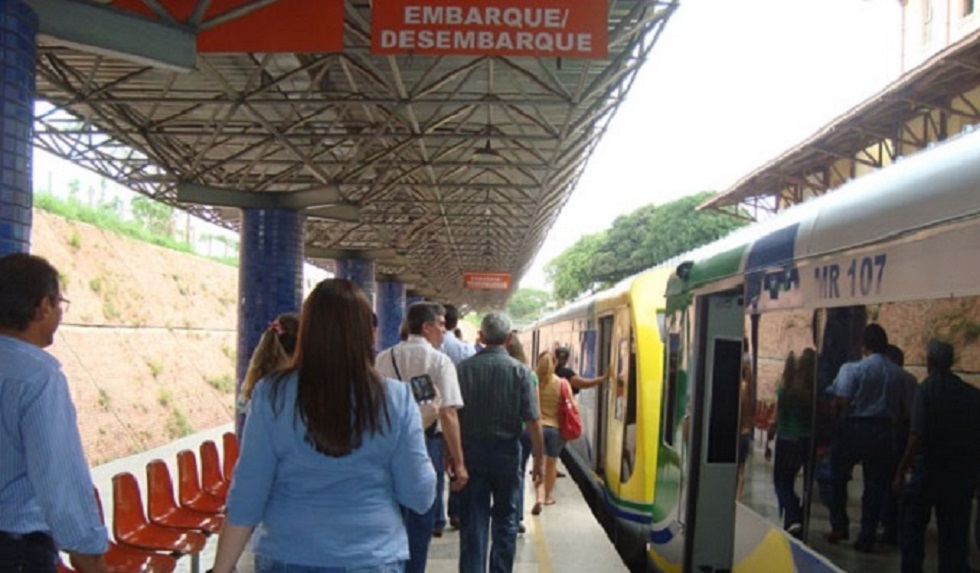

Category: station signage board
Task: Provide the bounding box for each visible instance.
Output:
[112,0,345,53]
[372,0,608,59]
[463,271,513,291]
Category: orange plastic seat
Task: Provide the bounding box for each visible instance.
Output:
[147,459,223,534]
[199,441,230,500]
[90,487,179,573]
[222,432,239,482]
[112,472,207,556]
[176,450,225,515]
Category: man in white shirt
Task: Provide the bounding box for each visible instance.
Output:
[376,302,467,573]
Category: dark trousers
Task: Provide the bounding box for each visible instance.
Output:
[829,418,895,543]
[458,438,521,573]
[900,470,976,573]
[517,430,533,524]
[0,531,57,573]
[404,435,443,573]
[773,436,810,529]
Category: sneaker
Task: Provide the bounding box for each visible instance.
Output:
[825,529,849,543]
[432,528,443,538]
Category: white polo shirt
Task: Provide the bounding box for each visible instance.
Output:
[376,335,464,433]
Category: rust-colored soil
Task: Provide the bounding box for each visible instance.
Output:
[30,210,238,465]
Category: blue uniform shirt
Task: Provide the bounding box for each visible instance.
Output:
[831,353,912,421]
[0,335,108,554]
[227,373,436,568]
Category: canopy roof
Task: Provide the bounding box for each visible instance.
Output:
[32,0,676,307]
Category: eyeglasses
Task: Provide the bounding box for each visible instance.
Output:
[56,296,70,313]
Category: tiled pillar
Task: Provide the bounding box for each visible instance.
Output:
[0,0,36,255]
[236,208,303,435]
[336,258,376,308]
[376,276,405,351]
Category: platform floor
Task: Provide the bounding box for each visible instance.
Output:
[87,425,627,573]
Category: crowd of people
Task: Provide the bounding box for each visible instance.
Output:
[757,324,980,573]
[0,253,585,573]
[6,251,976,573]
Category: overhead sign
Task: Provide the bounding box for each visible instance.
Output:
[463,272,513,291]
[372,1,608,58]
[111,0,345,53]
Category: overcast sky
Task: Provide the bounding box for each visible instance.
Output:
[519,0,904,290]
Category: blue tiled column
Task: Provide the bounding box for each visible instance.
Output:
[236,208,303,435]
[336,258,376,308]
[0,1,36,256]
[376,276,405,351]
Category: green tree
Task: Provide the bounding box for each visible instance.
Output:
[506,288,552,325]
[545,191,748,302]
[545,232,605,304]
[130,196,174,236]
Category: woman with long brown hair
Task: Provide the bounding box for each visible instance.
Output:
[208,279,435,573]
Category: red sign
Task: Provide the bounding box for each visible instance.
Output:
[112,0,344,53]
[372,1,608,58]
[463,272,513,291]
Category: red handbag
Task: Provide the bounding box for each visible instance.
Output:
[558,378,582,441]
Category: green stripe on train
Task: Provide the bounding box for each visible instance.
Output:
[687,244,746,288]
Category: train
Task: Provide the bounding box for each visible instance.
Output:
[524,127,980,572]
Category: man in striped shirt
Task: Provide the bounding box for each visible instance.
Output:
[456,311,543,573]
[0,254,108,573]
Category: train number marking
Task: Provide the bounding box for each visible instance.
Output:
[814,254,887,300]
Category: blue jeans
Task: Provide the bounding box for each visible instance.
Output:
[403,435,442,573]
[773,436,809,529]
[0,531,57,573]
[459,438,521,573]
[255,555,404,573]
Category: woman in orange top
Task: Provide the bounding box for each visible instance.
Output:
[532,351,564,514]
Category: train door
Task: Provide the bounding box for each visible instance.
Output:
[683,289,743,572]
[594,314,614,473]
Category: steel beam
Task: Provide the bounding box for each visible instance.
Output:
[25,0,197,72]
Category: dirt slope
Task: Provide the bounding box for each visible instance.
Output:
[30,210,238,464]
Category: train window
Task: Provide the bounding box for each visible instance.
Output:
[621,333,638,482]
[663,333,681,447]
[706,338,742,464]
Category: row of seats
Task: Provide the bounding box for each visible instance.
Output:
[58,432,239,573]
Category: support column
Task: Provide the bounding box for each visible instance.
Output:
[0,1,36,256]
[336,258,376,308]
[236,208,303,435]
[376,276,405,351]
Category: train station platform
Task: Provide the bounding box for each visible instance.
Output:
[87,425,628,573]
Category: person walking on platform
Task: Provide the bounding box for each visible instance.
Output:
[439,303,474,531]
[456,312,544,573]
[441,304,475,366]
[893,340,980,573]
[238,312,298,416]
[377,301,468,572]
[0,253,109,573]
[825,323,912,553]
[208,279,435,573]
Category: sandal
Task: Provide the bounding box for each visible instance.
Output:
[531,502,543,515]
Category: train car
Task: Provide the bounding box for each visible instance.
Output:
[527,128,980,572]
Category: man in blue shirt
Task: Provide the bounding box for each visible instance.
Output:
[456,311,543,573]
[0,254,108,573]
[825,323,912,553]
[439,303,475,530]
